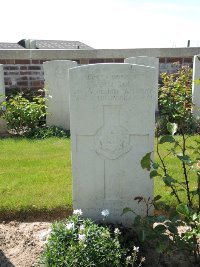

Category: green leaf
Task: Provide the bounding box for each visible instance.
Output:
[192,213,198,221]
[190,190,198,196]
[152,163,160,169]
[159,135,175,144]
[167,122,178,135]
[176,203,190,218]
[154,224,166,233]
[150,170,161,178]
[168,224,178,234]
[121,207,134,216]
[154,195,162,202]
[139,230,146,242]
[141,152,151,171]
[177,188,185,192]
[177,154,191,163]
[155,242,165,253]
[133,215,142,226]
[163,176,177,186]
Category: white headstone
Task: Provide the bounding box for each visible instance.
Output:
[192,55,200,116]
[43,60,77,130]
[69,63,156,225]
[125,56,159,111]
[0,64,7,134]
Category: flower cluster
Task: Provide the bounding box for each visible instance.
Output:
[66,222,74,230]
[125,246,145,267]
[73,209,83,215]
[101,209,109,217]
[41,208,145,267]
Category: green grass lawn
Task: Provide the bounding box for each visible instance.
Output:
[0,135,199,215]
[0,137,72,213]
[154,135,200,208]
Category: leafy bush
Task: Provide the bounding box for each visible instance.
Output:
[41,210,145,267]
[0,93,47,135]
[137,122,200,264]
[124,201,200,266]
[158,65,199,134]
[25,125,70,139]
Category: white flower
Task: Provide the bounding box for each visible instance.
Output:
[80,225,85,231]
[66,222,74,230]
[39,228,52,241]
[78,234,86,242]
[48,95,53,98]
[114,228,121,235]
[126,256,132,264]
[133,246,139,252]
[73,209,83,215]
[101,209,109,217]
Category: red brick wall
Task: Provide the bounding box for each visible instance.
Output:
[0,57,193,96]
[0,59,45,96]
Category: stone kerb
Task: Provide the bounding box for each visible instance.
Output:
[192,55,200,117]
[124,56,159,111]
[0,64,7,134]
[69,63,156,225]
[43,60,77,130]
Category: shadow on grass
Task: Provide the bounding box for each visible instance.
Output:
[0,250,15,267]
[0,207,72,223]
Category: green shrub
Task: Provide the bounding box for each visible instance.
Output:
[40,210,145,267]
[0,93,47,135]
[137,122,200,263]
[25,125,70,139]
[158,65,199,134]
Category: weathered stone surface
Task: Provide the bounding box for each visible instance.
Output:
[43,60,77,130]
[125,56,159,111]
[69,63,156,225]
[192,55,200,116]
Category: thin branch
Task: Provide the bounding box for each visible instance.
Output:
[181,133,192,207]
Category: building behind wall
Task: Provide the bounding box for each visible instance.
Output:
[0,39,199,95]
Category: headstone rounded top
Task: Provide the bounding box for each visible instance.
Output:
[124,56,159,67]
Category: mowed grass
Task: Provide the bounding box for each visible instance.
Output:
[0,135,199,214]
[0,137,72,212]
[154,135,200,207]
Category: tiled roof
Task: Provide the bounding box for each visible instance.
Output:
[0,43,25,49]
[35,40,94,49]
[0,39,94,49]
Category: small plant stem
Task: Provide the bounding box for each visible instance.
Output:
[192,233,199,263]
[197,172,200,213]
[181,132,192,207]
[156,136,181,204]
[156,135,167,174]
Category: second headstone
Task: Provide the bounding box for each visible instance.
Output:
[43,60,77,130]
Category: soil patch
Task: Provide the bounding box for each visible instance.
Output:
[0,208,72,223]
[0,214,199,267]
[0,221,51,267]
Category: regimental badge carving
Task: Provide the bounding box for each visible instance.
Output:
[95,125,131,159]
